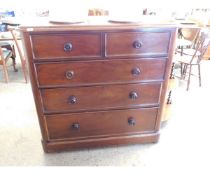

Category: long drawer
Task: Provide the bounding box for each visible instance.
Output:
[30,33,102,59]
[46,107,158,140]
[36,58,166,87]
[41,83,161,113]
[106,31,170,57]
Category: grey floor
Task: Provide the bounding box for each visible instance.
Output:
[0,59,210,170]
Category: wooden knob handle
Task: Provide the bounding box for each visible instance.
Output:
[128,117,136,126]
[129,91,138,99]
[68,95,77,104]
[64,43,73,52]
[71,123,80,130]
[133,40,142,49]
[66,70,74,79]
[131,67,141,76]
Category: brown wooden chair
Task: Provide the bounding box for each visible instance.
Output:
[176,28,201,56]
[1,41,16,58]
[174,30,210,90]
[8,28,28,83]
[1,22,28,83]
[0,43,17,82]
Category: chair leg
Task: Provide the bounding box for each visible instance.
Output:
[170,62,175,79]
[10,44,16,59]
[11,57,18,72]
[2,44,16,59]
[186,65,192,91]
[198,64,201,87]
[181,46,183,56]
[10,29,28,83]
[2,62,9,83]
[167,90,172,104]
[183,64,188,80]
[21,60,28,83]
[180,63,188,79]
[180,63,183,79]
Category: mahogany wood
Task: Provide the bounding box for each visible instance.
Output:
[30,33,102,59]
[106,32,170,57]
[41,83,161,113]
[46,108,158,140]
[20,22,176,152]
[42,133,160,153]
[36,58,166,87]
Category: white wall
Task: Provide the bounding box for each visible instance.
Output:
[1,0,210,9]
[1,0,210,19]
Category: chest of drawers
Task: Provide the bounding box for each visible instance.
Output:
[21,22,176,152]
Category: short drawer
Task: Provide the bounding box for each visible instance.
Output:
[41,83,161,113]
[30,33,102,59]
[106,31,170,57]
[46,107,158,140]
[36,58,166,87]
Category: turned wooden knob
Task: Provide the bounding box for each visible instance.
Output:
[71,123,80,130]
[129,91,138,99]
[128,117,136,126]
[66,70,74,79]
[131,67,141,76]
[64,43,73,52]
[68,95,77,104]
[133,40,142,49]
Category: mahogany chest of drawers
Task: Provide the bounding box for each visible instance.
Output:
[20,22,176,152]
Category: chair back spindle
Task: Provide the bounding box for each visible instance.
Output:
[192,32,210,64]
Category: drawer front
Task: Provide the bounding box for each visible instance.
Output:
[41,83,161,113]
[46,108,158,140]
[30,33,101,59]
[36,58,166,87]
[106,32,170,57]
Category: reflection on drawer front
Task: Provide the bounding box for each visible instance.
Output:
[30,33,101,59]
[106,32,170,57]
[41,83,161,113]
[36,58,166,87]
[46,107,158,140]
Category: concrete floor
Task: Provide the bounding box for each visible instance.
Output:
[0,59,210,170]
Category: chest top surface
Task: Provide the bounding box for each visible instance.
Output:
[19,17,177,32]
